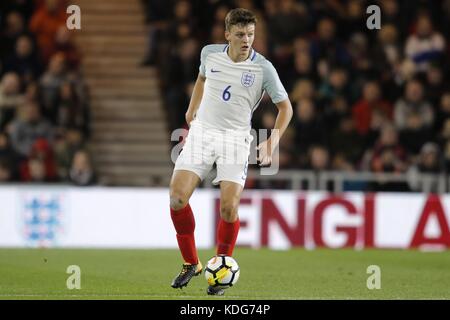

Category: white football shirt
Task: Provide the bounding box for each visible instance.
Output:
[195,44,288,133]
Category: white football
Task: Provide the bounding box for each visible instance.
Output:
[204,255,240,288]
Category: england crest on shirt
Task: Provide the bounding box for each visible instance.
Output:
[241,71,255,87]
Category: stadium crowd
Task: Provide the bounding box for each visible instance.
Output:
[2,0,450,190]
[0,0,95,185]
[142,0,450,190]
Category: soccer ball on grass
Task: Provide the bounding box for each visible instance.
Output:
[204,255,240,289]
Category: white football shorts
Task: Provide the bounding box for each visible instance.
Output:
[174,120,253,187]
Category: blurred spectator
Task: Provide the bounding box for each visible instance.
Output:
[235,0,258,11]
[0,157,13,182]
[394,79,434,130]
[0,131,21,180]
[399,112,433,157]
[408,142,443,192]
[68,149,96,186]
[341,0,366,41]
[366,123,411,192]
[9,101,53,157]
[444,139,450,172]
[284,40,315,92]
[444,0,450,39]
[266,0,309,65]
[210,22,226,44]
[393,58,418,87]
[368,124,407,173]
[24,81,39,102]
[53,127,85,180]
[141,0,173,24]
[157,1,204,132]
[177,38,200,86]
[318,67,350,107]
[404,13,446,72]
[212,3,231,26]
[278,126,296,170]
[379,0,408,38]
[309,0,346,19]
[293,98,326,167]
[0,11,27,62]
[307,145,330,171]
[437,119,450,149]
[165,0,198,43]
[65,72,90,137]
[0,72,24,130]
[250,6,269,56]
[329,116,364,169]
[54,26,81,70]
[364,108,392,149]
[0,0,35,23]
[323,95,350,132]
[290,79,315,102]
[347,32,373,78]
[55,81,88,131]
[39,52,67,123]
[416,142,442,174]
[372,23,402,74]
[435,92,450,136]
[163,37,200,130]
[425,63,447,108]
[352,81,392,136]
[141,0,174,65]
[310,17,350,68]
[260,109,276,130]
[29,0,67,64]
[2,34,42,82]
[22,157,46,182]
[19,137,57,182]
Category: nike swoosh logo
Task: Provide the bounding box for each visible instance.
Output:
[211,69,221,73]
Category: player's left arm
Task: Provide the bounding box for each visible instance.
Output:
[257,99,293,166]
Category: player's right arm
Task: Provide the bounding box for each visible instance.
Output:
[185,73,205,126]
[185,44,225,126]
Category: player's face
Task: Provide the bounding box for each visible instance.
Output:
[225,23,255,59]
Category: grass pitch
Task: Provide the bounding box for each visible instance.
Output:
[0,248,449,300]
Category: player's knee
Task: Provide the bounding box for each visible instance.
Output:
[220,202,239,222]
[169,191,188,211]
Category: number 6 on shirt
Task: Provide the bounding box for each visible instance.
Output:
[222,85,231,101]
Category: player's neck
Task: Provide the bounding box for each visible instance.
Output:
[227,45,251,63]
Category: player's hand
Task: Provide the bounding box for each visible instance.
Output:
[256,140,272,167]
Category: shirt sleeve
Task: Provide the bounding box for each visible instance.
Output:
[199,46,208,77]
[199,44,227,77]
[261,60,289,104]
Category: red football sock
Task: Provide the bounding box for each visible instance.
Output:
[170,204,198,265]
[216,218,240,256]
